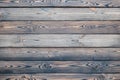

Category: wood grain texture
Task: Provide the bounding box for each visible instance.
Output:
[0,34,120,47]
[0,8,120,20]
[0,48,120,61]
[0,21,120,34]
[0,61,120,74]
[0,74,120,80]
[0,0,120,7]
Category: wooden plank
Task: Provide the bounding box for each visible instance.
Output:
[0,21,120,34]
[0,74,120,80]
[0,34,120,47]
[0,48,120,61]
[0,0,120,8]
[0,8,120,20]
[0,61,120,74]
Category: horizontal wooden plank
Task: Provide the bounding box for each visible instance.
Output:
[0,74,120,80]
[0,61,120,74]
[0,8,120,20]
[0,0,120,8]
[0,21,120,34]
[0,48,120,61]
[0,34,120,47]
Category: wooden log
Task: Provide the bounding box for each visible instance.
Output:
[0,34,120,47]
[0,48,120,61]
[0,61,120,74]
[0,8,120,20]
[0,21,120,34]
[0,0,120,7]
[0,74,120,80]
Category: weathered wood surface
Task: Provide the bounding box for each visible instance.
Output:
[0,48,120,61]
[0,8,120,20]
[0,34,120,47]
[0,0,120,7]
[0,61,120,74]
[0,21,120,34]
[0,74,120,80]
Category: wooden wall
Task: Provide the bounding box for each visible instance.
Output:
[0,0,120,80]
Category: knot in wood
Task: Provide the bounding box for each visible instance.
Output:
[39,63,52,70]
[86,62,108,72]
[6,75,35,80]
[19,0,32,3]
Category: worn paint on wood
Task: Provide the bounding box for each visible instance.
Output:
[0,48,120,61]
[0,74,120,80]
[0,0,120,7]
[0,61,120,74]
[0,21,120,34]
[0,8,120,20]
[0,34,120,47]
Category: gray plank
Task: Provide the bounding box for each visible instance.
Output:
[0,74,120,80]
[0,21,120,34]
[0,0,120,7]
[0,48,120,61]
[0,34,120,47]
[0,61,120,74]
[0,8,120,20]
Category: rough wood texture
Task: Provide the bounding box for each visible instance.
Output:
[0,21,120,34]
[0,0,120,7]
[0,61,120,74]
[0,74,120,80]
[0,48,120,61]
[0,8,120,20]
[0,34,120,47]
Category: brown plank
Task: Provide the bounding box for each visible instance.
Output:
[0,8,120,20]
[0,0,120,7]
[0,61,120,74]
[0,48,120,61]
[0,34,120,47]
[0,21,120,34]
[0,74,120,80]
